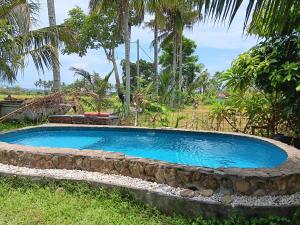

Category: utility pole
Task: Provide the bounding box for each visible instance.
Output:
[136,39,140,90]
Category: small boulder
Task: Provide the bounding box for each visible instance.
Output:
[196,189,214,197]
[253,189,266,197]
[221,194,233,205]
[55,187,65,193]
[179,189,195,198]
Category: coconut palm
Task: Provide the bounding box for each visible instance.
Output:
[89,0,145,106]
[0,0,72,83]
[47,0,61,92]
[145,1,167,96]
[193,0,300,35]
[154,1,199,107]
[70,66,112,112]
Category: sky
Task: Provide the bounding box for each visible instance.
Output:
[9,0,258,89]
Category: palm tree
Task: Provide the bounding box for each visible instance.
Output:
[156,1,199,107]
[70,67,112,112]
[0,0,72,83]
[177,5,199,93]
[89,0,145,106]
[47,0,61,92]
[145,1,166,96]
[193,0,299,35]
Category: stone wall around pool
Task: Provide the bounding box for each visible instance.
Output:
[0,124,300,197]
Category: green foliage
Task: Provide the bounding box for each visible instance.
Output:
[69,67,112,112]
[223,34,300,136]
[0,1,73,83]
[63,7,122,56]
[121,59,155,91]
[34,78,53,92]
[210,92,274,134]
[159,36,205,90]
[158,36,210,105]
[248,4,300,38]
[195,0,300,38]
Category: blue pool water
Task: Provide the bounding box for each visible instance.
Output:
[0,127,288,168]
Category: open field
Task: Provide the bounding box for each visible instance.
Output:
[138,106,249,133]
[0,93,252,133]
[0,94,41,101]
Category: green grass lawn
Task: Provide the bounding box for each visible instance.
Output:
[0,177,298,225]
[0,177,194,225]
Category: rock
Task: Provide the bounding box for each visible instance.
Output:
[221,194,233,204]
[287,176,298,189]
[253,189,266,197]
[55,187,65,193]
[201,177,218,190]
[144,163,157,177]
[197,189,214,197]
[179,189,195,198]
[220,188,233,196]
[90,158,105,172]
[235,180,250,193]
[129,162,144,177]
[155,167,166,183]
[176,170,192,184]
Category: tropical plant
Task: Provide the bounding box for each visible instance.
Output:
[34,78,53,93]
[158,1,200,107]
[194,0,300,37]
[222,34,300,136]
[159,36,208,103]
[0,0,72,84]
[70,67,112,112]
[144,1,167,96]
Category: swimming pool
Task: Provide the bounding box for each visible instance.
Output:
[0,127,287,168]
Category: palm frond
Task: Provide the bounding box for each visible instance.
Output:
[70,67,93,85]
[194,0,300,33]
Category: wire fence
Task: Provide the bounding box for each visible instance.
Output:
[121,108,250,133]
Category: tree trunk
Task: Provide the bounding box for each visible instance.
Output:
[47,0,61,92]
[154,14,159,96]
[170,33,177,108]
[178,34,183,103]
[123,0,131,105]
[111,49,124,103]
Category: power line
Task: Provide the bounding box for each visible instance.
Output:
[139,45,153,61]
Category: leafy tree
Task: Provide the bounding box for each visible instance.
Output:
[89,0,145,106]
[64,7,124,102]
[121,59,154,92]
[222,34,300,136]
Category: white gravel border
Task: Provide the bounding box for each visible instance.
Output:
[0,163,299,208]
